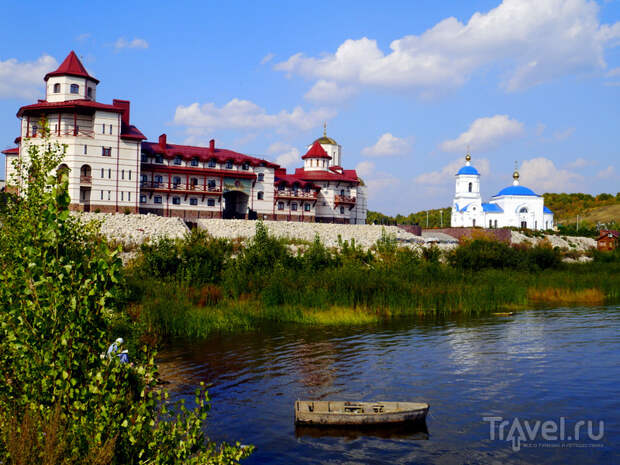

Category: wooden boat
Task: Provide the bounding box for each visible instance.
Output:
[294,400,429,426]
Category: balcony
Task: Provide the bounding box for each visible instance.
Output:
[80,175,92,186]
[334,195,356,205]
[275,189,318,200]
[140,181,222,194]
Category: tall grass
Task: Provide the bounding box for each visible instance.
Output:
[121,224,620,339]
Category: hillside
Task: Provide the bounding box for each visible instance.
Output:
[543,193,620,224]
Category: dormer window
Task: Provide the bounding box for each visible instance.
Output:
[242,162,249,171]
[141,153,148,162]
[173,156,182,165]
[53,83,60,93]
[225,160,233,169]
[155,154,164,164]
[191,157,199,166]
[70,84,79,94]
[208,159,216,168]
[87,87,93,98]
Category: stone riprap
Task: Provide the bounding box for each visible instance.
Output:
[75,212,189,247]
[511,231,596,251]
[196,219,425,249]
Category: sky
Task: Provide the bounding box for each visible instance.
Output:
[1,0,619,214]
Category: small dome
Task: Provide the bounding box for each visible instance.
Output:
[457,165,479,175]
[494,185,539,197]
[513,170,520,180]
[314,136,338,145]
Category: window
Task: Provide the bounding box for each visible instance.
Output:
[172,176,181,187]
[207,198,215,207]
[154,195,162,204]
[101,168,104,178]
[257,173,264,182]
[121,192,124,201]
[207,179,216,189]
[128,192,131,201]
[242,162,249,170]
[87,87,93,98]
[521,221,527,228]
[102,147,111,157]
[140,195,147,203]
[340,189,345,196]
[340,206,345,214]
[102,124,105,134]
[190,198,198,206]
[173,156,182,165]
[208,159,216,168]
[257,191,264,200]
[32,125,38,136]
[154,175,163,185]
[53,83,60,93]
[109,124,113,135]
[291,202,298,211]
[108,169,111,179]
[141,174,148,184]
[155,155,163,164]
[128,170,131,180]
[278,184,285,191]
[100,190,103,200]
[304,203,311,212]
[141,153,148,162]
[70,84,79,94]
[83,144,87,155]
[495,220,498,228]
[468,182,472,193]
[519,207,528,213]
[473,219,476,227]
[191,157,199,166]
[225,160,233,169]
[172,197,181,205]
[107,191,111,201]
[489,220,493,228]
[190,177,198,187]
[304,186,310,193]
[278,202,284,210]
[121,170,125,180]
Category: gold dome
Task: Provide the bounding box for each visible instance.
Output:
[513,170,520,180]
[314,136,338,145]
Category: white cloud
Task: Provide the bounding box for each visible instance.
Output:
[275,0,620,95]
[362,133,412,157]
[519,157,582,192]
[260,53,275,65]
[76,33,91,42]
[355,161,375,177]
[553,127,575,141]
[605,67,620,77]
[440,115,524,153]
[597,165,616,179]
[173,98,337,134]
[567,157,594,169]
[114,37,149,50]
[267,142,300,168]
[304,80,357,103]
[415,157,491,185]
[0,54,57,99]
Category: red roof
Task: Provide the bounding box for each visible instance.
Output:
[301,141,332,160]
[142,138,279,168]
[596,230,619,241]
[2,147,18,155]
[274,173,321,189]
[17,99,124,117]
[120,125,146,141]
[44,51,99,84]
[293,167,359,184]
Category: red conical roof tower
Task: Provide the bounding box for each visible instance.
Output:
[44,51,99,84]
[301,140,332,160]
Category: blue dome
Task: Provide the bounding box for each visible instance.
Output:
[494,185,539,197]
[457,165,479,175]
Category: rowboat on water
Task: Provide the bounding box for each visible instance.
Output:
[294,400,429,426]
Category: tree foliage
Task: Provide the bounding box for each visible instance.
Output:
[0,127,251,464]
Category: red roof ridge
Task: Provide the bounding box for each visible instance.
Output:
[44,51,99,84]
[301,141,332,160]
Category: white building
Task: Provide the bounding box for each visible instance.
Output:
[451,152,554,230]
[3,51,367,224]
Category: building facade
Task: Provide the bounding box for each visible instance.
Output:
[450,153,554,230]
[3,51,367,224]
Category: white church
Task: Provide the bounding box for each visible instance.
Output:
[451,152,554,230]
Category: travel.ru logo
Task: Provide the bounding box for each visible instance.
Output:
[483,416,605,452]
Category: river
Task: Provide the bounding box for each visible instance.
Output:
[157,306,619,464]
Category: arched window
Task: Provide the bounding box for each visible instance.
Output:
[70,84,79,94]
[257,191,264,200]
[257,173,264,182]
[519,207,528,213]
[225,160,233,169]
[53,83,60,93]
[173,156,182,165]
[208,159,216,168]
[468,182,472,193]
[190,157,199,166]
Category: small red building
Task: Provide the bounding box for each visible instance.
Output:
[596,230,619,251]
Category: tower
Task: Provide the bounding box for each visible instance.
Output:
[451,150,483,227]
[308,123,342,167]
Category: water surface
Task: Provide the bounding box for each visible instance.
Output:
[158,306,619,464]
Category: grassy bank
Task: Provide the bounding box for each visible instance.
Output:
[120,223,620,340]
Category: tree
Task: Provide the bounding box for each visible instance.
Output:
[0,124,251,464]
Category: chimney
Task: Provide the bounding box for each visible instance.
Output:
[159,133,167,149]
[209,139,215,152]
[113,99,130,127]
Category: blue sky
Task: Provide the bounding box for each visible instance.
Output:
[1,0,619,214]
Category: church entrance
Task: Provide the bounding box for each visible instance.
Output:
[223,191,249,219]
[521,221,527,228]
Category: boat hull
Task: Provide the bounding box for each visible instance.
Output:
[295,400,429,426]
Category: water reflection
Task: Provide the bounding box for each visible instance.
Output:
[295,421,429,440]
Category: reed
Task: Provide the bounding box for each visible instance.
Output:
[527,287,606,305]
